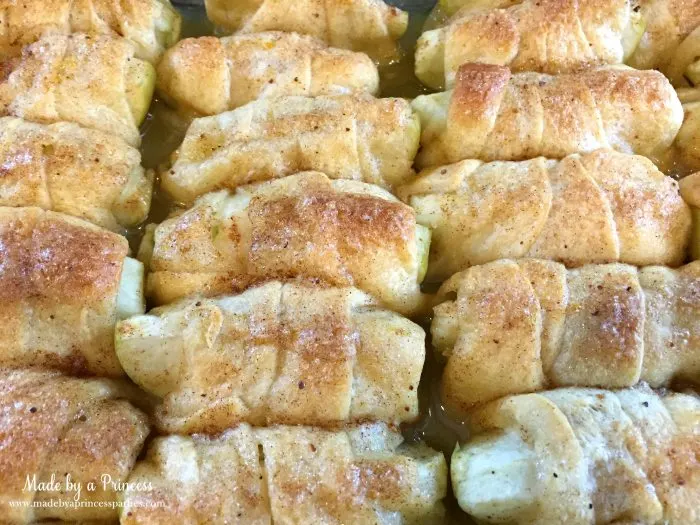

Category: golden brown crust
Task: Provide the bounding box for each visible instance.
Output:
[628,0,700,74]
[0,33,150,146]
[157,32,378,115]
[145,173,428,316]
[455,387,700,524]
[679,171,700,207]
[402,150,691,281]
[122,423,447,523]
[0,117,151,230]
[640,262,700,387]
[116,282,424,433]
[0,207,129,377]
[0,369,149,523]
[162,93,419,203]
[0,0,181,62]
[416,0,634,88]
[434,260,700,411]
[415,65,683,167]
[204,0,408,64]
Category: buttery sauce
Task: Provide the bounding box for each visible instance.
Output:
[133,7,484,524]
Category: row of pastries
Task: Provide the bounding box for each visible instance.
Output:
[0,0,698,523]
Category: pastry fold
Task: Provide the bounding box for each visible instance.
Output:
[121,422,447,524]
[0,207,145,377]
[0,34,156,147]
[0,0,181,63]
[675,95,700,172]
[116,281,424,433]
[680,172,700,259]
[204,0,408,65]
[400,150,693,281]
[162,94,419,203]
[432,0,700,87]
[157,32,379,116]
[141,172,430,316]
[0,117,152,231]
[0,369,149,524]
[452,386,699,525]
[416,0,644,89]
[433,259,700,410]
[413,64,683,168]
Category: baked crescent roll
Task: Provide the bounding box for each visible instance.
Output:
[162,94,419,204]
[204,0,409,65]
[0,207,145,377]
[0,369,149,524]
[416,0,645,89]
[122,423,447,524]
[141,172,430,316]
[433,259,700,411]
[400,150,693,281]
[627,0,700,86]
[680,172,700,259]
[157,32,379,116]
[452,386,699,525]
[0,34,156,147]
[0,0,181,63]
[413,64,683,168]
[675,98,700,172]
[0,117,152,231]
[116,281,424,433]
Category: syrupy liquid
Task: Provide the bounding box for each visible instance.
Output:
[138,18,468,524]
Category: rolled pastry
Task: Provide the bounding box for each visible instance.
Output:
[433,259,700,410]
[0,0,181,63]
[0,369,149,524]
[116,281,424,433]
[0,207,145,377]
[452,386,699,525]
[122,422,447,524]
[141,172,430,316]
[400,150,693,281]
[162,93,419,204]
[434,0,700,87]
[0,117,152,231]
[204,0,408,65]
[680,172,700,259]
[675,97,700,172]
[157,32,379,116]
[0,34,156,147]
[627,0,700,86]
[416,0,645,89]
[413,64,683,168]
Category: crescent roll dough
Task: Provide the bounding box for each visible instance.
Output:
[452,386,699,525]
[0,0,180,63]
[628,0,700,86]
[0,369,149,524]
[122,423,447,524]
[680,172,700,259]
[162,93,419,204]
[117,281,424,432]
[400,150,693,281]
[675,97,700,172]
[0,117,152,231]
[204,0,408,65]
[0,207,145,377]
[433,259,700,411]
[416,0,645,89]
[0,34,156,147]
[413,64,683,168]
[141,172,430,316]
[157,32,379,116]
